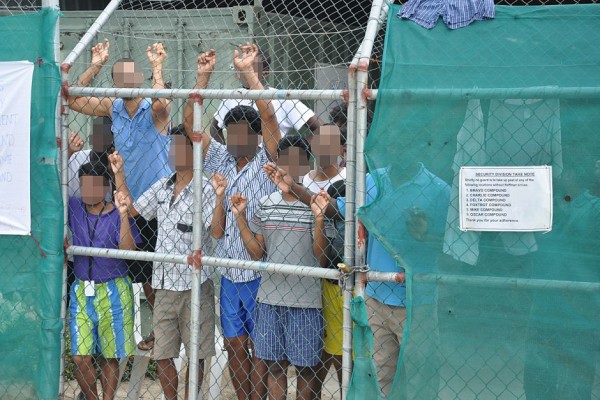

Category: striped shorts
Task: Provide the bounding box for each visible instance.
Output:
[253,302,323,367]
[69,277,135,358]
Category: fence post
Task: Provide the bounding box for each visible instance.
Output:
[188,98,205,400]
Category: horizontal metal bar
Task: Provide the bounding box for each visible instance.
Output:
[68,246,188,265]
[365,271,405,283]
[368,87,600,100]
[68,87,345,101]
[365,271,600,292]
[202,256,341,280]
[67,246,341,280]
[412,272,600,292]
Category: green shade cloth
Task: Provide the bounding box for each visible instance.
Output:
[0,8,62,400]
[350,4,600,399]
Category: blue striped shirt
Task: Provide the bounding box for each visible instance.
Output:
[398,0,494,30]
[203,139,277,282]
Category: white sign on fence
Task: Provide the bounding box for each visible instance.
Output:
[459,166,553,232]
[0,61,33,236]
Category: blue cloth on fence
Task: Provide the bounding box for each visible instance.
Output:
[398,0,495,30]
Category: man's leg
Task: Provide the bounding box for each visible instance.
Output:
[157,358,178,400]
[73,355,99,400]
[97,357,120,400]
[366,296,406,397]
[251,355,268,400]
[315,352,343,399]
[220,277,261,400]
[224,335,252,399]
[315,279,344,399]
[184,359,205,400]
[296,365,319,400]
[153,289,183,400]
[267,360,290,400]
[181,281,216,400]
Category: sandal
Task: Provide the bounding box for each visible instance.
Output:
[137,332,154,351]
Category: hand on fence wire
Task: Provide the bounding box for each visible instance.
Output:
[233,42,260,88]
[67,131,84,158]
[108,150,124,176]
[108,151,132,203]
[146,42,168,69]
[211,172,227,198]
[310,190,330,220]
[230,193,248,218]
[91,38,110,67]
[196,49,216,88]
[263,162,295,194]
[114,190,130,216]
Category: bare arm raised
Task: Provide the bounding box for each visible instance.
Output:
[183,49,216,158]
[68,39,113,117]
[234,43,281,161]
[146,42,171,135]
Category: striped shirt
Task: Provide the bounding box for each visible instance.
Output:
[398,0,495,30]
[249,192,336,308]
[203,139,276,282]
[134,174,215,291]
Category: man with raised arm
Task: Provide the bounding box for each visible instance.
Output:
[183,44,281,400]
[209,47,321,144]
[68,40,173,350]
[263,161,450,397]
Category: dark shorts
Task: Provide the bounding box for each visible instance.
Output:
[128,216,157,283]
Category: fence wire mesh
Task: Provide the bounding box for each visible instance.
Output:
[1,0,599,399]
[60,0,365,395]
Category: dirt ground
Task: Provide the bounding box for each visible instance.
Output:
[62,362,342,400]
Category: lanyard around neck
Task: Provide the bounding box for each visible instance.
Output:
[85,201,107,281]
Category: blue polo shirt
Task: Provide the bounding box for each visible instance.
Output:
[112,98,172,200]
[338,165,450,307]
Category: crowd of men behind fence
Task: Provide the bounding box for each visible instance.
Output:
[64,39,391,400]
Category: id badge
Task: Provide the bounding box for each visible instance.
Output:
[84,280,95,297]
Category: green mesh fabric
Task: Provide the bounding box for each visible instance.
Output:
[0,9,62,400]
[351,4,600,399]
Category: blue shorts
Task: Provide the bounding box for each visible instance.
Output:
[253,302,323,367]
[220,276,260,338]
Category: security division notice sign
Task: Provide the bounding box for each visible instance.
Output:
[0,61,33,235]
[459,166,552,232]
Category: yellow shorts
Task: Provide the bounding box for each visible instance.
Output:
[322,279,344,356]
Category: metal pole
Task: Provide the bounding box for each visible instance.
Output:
[340,0,390,387]
[42,0,66,396]
[62,0,122,66]
[68,86,345,101]
[340,63,357,400]
[367,87,600,100]
[188,100,204,400]
[354,0,388,298]
[66,246,341,280]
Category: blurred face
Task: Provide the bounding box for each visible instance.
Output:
[226,122,260,158]
[277,147,311,183]
[80,175,109,205]
[312,126,342,167]
[112,61,144,89]
[168,135,193,170]
[91,119,114,153]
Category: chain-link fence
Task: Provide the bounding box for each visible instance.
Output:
[58,1,385,399]
[1,0,599,399]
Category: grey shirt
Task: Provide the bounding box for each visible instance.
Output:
[249,192,335,308]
